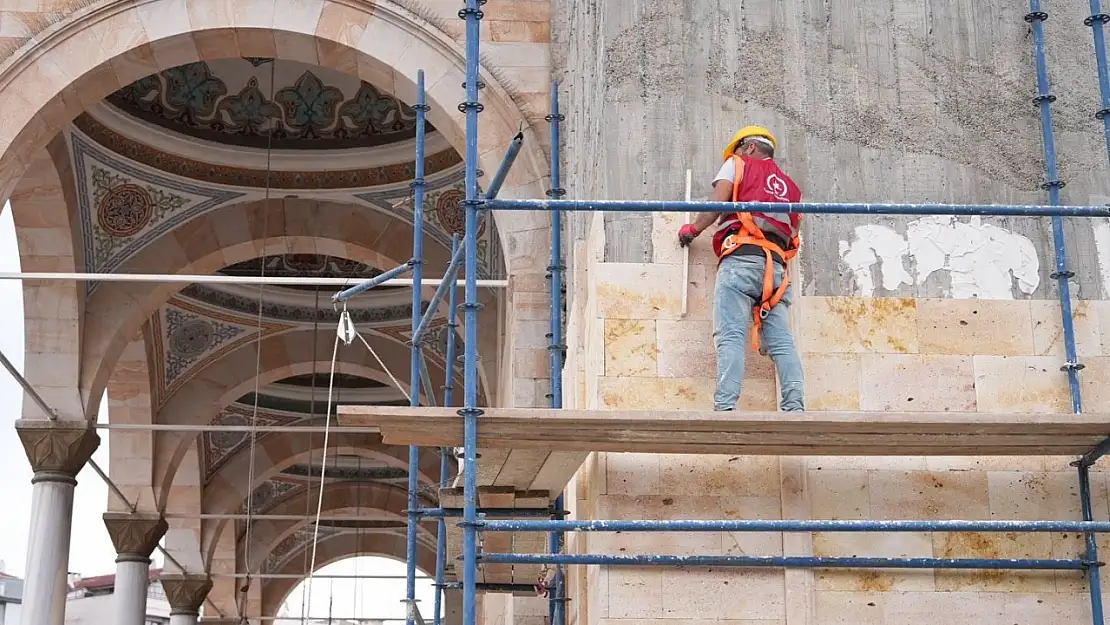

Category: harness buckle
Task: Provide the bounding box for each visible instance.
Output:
[759,307,770,320]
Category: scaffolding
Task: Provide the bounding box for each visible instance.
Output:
[330,1,1110,625]
[0,0,1108,623]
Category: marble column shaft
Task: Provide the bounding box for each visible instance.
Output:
[104,513,169,625]
[16,419,100,625]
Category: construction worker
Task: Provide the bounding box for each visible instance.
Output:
[677,126,804,412]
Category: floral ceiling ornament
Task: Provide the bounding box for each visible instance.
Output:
[106,57,426,150]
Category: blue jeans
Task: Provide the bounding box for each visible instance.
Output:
[713,254,805,412]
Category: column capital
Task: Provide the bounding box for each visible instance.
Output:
[161,574,214,616]
[103,512,168,560]
[15,419,99,479]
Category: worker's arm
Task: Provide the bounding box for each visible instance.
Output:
[694,180,734,231]
[679,180,732,246]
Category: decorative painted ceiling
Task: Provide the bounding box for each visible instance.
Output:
[68,125,502,290]
[105,57,427,150]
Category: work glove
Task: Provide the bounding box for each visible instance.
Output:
[678,223,700,247]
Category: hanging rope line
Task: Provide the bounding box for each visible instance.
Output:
[238,57,278,621]
[298,286,323,622]
[302,329,341,619]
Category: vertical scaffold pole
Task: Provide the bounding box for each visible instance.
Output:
[1027,1,1083,412]
[1028,3,1102,623]
[433,234,459,625]
[459,1,484,625]
[545,79,567,625]
[1087,0,1110,164]
[406,68,429,625]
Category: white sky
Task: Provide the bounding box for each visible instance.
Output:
[0,204,435,620]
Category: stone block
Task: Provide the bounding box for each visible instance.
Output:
[869,470,989,520]
[973,355,1071,413]
[860,354,976,412]
[933,530,1055,592]
[605,453,658,496]
[801,353,861,411]
[660,568,785,620]
[1080,357,1110,413]
[659,454,781,499]
[1030,299,1103,357]
[603,318,657,376]
[596,376,712,410]
[916,299,1034,356]
[606,569,662,618]
[808,470,870,520]
[798,297,918,354]
[721,495,785,558]
[594,263,710,321]
[813,530,935,591]
[656,319,714,378]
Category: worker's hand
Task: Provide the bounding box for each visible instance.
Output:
[678,224,700,247]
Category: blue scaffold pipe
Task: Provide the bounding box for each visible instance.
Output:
[332,262,414,303]
[1088,0,1110,164]
[415,507,558,518]
[459,1,484,625]
[433,454,449,625]
[443,233,460,408]
[481,198,1110,217]
[419,354,437,408]
[1028,1,1083,415]
[481,518,1110,533]
[405,68,429,625]
[1080,464,1106,625]
[546,78,566,625]
[484,131,525,201]
[479,553,1088,571]
[412,245,463,345]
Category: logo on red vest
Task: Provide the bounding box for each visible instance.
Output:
[765,173,790,201]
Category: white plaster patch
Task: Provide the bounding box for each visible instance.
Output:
[839,216,1040,299]
[1095,218,1110,299]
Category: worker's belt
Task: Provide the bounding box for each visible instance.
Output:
[722,228,790,266]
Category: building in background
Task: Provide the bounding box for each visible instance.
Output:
[0,570,22,625]
[64,569,170,625]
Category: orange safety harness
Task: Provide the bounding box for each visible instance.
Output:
[716,156,801,352]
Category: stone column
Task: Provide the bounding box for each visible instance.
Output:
[161,575,214,625]
[15,419,100,625]
[104,513,168,625]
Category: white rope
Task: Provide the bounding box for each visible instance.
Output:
[303,332,341,621]
[355,330,412,403]
[300,310,414,621]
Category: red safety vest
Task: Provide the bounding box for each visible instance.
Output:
[711,155,803,351]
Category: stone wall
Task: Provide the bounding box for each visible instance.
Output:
[553,2,1110,619]
[554,0,1110,300]
[558,216,1110,623]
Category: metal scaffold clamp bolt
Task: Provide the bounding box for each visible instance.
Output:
[1025,11,1048,22]
[1085,13,1110,26]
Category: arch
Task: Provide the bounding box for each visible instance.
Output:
[152,330,459,504]
[261,532,438,619]
[238,481,438,573]
[10,141,86,418]
[200,433,447,515]
[81,196,499,423]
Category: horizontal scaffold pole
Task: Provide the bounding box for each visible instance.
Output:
[0,272,508,288]
[334,261,415,302]
[481,518,1110,533]
[480,553,1089,570]
[483,198,1110,217]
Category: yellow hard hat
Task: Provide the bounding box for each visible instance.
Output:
[722,125,777,161]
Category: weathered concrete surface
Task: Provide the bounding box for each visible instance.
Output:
[554,0,1110,300]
